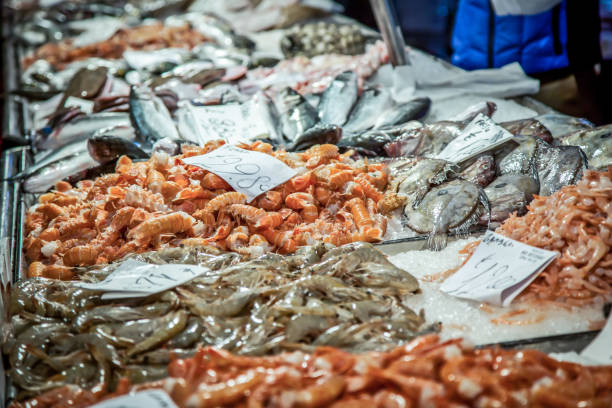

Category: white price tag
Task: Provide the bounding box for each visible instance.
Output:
[581,315,612,365]
[182,144,297,202]
[440,231,558,306]
[65,96,94,114]
[90,390,178,408]
[190,103,270,144]
[74,260,210,300]
[437,114,514,163]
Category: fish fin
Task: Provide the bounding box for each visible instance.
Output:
[427,232,448,251]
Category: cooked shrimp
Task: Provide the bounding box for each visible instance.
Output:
[127,212,195,243]
[257,191,283,211]
[285,193,318,222]
[205,192,246,213]
[63,246,98,267]
[261,228,296,253]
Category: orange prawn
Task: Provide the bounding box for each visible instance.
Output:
[62,245,98,266]
[257,191,283,211]
[261,228,296,253]
[127,212,195,243]
[355,175,384,202]
[285,192,318,222]
[202,173,231,190]
[205,192,246,213]
[346,198,373,230]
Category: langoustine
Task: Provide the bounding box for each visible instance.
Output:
[12,334,612,408]
[24,141,389,280]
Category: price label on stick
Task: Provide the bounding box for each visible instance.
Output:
[182,144,297,202]
[581,315,612,365]
[437,114,514,163]
[74,260,211,300]
[440,231,558,306]
[90,390,178,408]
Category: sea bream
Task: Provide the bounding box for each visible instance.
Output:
[343,88,392,133]
[129,85,180,144]
[318,71,358,126]
[275,87,319,142]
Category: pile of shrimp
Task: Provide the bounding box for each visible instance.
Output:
[24,141,389,280]
[13,334,612,408]
[460,168,612,306]
[22,22,208,69]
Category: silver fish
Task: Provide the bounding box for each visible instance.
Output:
[129,85,179,143]
[344,88,392,133]
[373,97,431,129]
[535,142,588,196]
[87,135,149,164]
[23,152,99,193]
[38,112,131,150]
[276,87,319,142]
[497,137,538,175]
[393,158,455,206]
[560,125,612,171]
[536,113,594,139]
[501,118,552,143]
[318,71,358,126]
[289,124,342,152]
[481,172,539,226]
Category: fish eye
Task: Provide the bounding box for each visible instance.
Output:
[495,183,507,188]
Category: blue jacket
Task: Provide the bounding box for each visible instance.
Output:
[451,0,569,74]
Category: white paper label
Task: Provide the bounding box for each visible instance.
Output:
[437,114,514,163]
[90,390,178,408]
[581,315,612,365]
[182,144,297,202]
[74,260,210,300]
[189,103,270,144]
[440,231,558,306]
[65,96,94,114]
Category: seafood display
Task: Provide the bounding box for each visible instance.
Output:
[456,168,612,306]
[6,243,424,398]
[4,1,612,406]
[12,335,612,408]
[24,142,391,278]
[281,22,367,58]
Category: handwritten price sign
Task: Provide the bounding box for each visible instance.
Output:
[182,144,297,202]
[90,390,177,408]
[190,104,270,144]
[441,231,558,306]
[75,260,211,300]
[437,114,514,163]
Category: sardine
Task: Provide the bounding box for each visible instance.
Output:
[87,135,149,164]
[129,85,179,143]
[318,71,358,126]
[373,97,431,129]
[343,88,392,133]
[560,125,612,170]
[289,124,342,152]
[23,152,99,193]
[38,112,131,150]
[276,87,319,142]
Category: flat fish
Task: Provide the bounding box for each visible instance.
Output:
[373,97,431,129]
[497,137,538,175]
[394,158,454,206]
[535,142,588,196]
[318,71,358,126]
[276,87,319,142]
[560,124,612,170]
[129,85,179,143]
[536,113,594,139]
[38,112,131,150]
[289,124,342,152]
[343,88,392,133]
[415,121,464,157]
[404,179,488,250]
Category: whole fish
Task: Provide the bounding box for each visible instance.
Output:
[276,87,319,142]
[501,118,553,143]
[289,124,342,151]
[38,112,131,150]
[560,124,612,170]
[318,71,358,126]
[535,142,588,196]
[536,113,594,139]
[373,97,431,129]
[343,88,392,133]
[497,137,538,175]
[338,129,394,156]
[23,152,99,193]
[87,135,149,164]
[392,158,455,206]
[251,92,283,144]
[186,13,255,51]
[129,85,179,143]
[459,154,496,187]
[16,139,88,180]
[481,172,539,226]
[404,179,489,250]
[58,67,108,111]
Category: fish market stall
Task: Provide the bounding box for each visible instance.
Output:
[1,0,612,407]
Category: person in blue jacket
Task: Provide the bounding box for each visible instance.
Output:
[451,0,609,124]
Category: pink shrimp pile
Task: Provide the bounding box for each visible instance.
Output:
[24,141,389,280]
[460,168,612,306]
[12,335,612,408]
